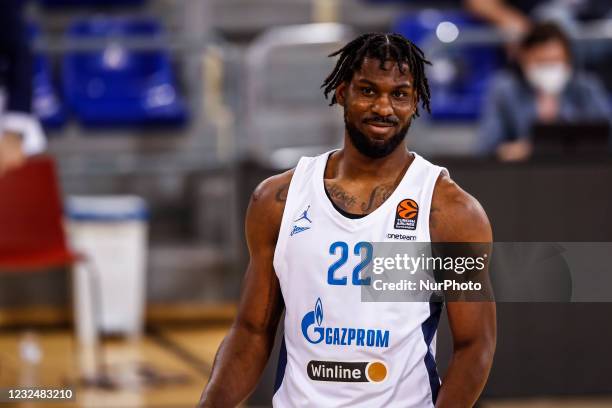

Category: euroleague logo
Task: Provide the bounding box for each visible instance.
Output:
[394,198,418,230]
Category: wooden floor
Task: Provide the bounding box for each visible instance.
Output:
[0,326,610,408]
[0,326,227,408]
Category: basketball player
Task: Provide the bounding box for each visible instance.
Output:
[199,33,496,407]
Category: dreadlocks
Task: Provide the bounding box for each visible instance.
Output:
[322,32,432,116]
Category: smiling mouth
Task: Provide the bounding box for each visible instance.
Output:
[364,122,396,139]
[366,121,395,128]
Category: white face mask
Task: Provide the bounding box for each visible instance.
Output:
[526,63,571,95]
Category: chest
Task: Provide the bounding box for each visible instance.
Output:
[324,180,399,215]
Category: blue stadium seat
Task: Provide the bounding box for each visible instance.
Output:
[29,24,67,129]
[393,10,503,121]
[62,17,187,127]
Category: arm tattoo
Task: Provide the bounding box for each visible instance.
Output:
[275,183,289,202]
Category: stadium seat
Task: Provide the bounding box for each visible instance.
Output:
[29,24,68,129]
[62,17,187,127]
[393,10,503,121]
[0,156,78,271]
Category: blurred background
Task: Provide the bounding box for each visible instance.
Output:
[0,0,611,407]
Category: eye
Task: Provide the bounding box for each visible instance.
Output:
[392,90,409,98]
[361,87,374,96]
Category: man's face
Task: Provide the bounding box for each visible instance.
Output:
[336,57,417,158]
[519,39,572,95]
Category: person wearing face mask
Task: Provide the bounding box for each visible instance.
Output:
[477,22,610,161]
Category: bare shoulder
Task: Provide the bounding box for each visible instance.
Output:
[251,168,295,211]
[429,169,492,242]
[247,169,295,245]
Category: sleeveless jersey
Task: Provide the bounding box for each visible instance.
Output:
[272,150,446,408]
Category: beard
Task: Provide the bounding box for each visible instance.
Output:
[344,114,411,159]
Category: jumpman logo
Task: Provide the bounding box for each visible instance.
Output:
[294,205,312,223]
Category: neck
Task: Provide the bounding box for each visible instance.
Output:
[329,132,413,180]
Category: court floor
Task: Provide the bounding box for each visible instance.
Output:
[0,326,610,408]
[0,325,226,408]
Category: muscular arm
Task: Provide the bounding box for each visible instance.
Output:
[430,171,496,408]
[198,171,293,408]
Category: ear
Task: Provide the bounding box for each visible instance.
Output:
[335,82,347,106]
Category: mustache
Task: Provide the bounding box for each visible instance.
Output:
[363,116,399,125]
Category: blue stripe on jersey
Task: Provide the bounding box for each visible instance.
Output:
[274,336,288,394]
[421,302,443,404]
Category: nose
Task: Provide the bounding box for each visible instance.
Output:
[371,94,394,117]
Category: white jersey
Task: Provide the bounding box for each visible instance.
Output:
[272,150,446,408]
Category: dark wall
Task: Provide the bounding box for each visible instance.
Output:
[238,157,612,401]
[440,158,612,242]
